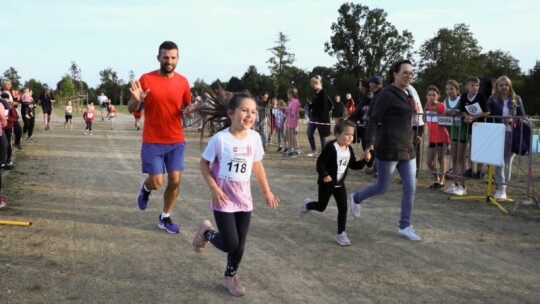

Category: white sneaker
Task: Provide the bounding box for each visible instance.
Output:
[350,193,361,219]
[398,226,421,241]
[444,183,456,194]
[452,185,467,196]
[494,190,507,199]
[335,232,351,246]
[306,152,316,157]
[299,198,310,217]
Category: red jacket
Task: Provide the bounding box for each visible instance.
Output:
[6,107,18,129]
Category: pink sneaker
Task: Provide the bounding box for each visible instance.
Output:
[221,275,246,296]
[0,196,6,208]
[192,220,213,253]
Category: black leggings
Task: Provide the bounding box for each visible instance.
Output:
[22,115,35,138]
[210,211,251,277]
[85,121,93,131]
[13,121,22,146]
[4,128,12,162]
[306,184,348,234]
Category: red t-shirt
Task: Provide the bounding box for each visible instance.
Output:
[83,110,95,122]
[139,71,191,144]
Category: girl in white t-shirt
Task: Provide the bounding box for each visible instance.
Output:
[192,90,280,297]
[299,120,371,246]
[64,100,73,129]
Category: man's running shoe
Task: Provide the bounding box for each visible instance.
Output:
[137,181,151,210]
[158,216,180,234]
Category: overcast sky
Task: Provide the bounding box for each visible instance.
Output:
[2,0,539,88]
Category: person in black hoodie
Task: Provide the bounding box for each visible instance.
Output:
[350,59,422,242]
[299,120,372,246]
[306,75,332,157]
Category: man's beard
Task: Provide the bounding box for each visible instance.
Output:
[160,63,176,74]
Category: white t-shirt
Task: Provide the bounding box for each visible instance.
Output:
[202,128,264,212]
[334,142,350,184]
[407,85,424,127]
[97,95,108,105]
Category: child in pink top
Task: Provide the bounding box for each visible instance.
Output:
[284,88,301,156]
[20,88,34,119]
[192,90,279,297]
[83,103,95,135]
[107,105,117,129]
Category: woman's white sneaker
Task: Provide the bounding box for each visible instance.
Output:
[398,226,421,241]
[350,193,361,219]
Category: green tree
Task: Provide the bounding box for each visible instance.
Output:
[324,2,414,83]
[241,65,261,95]
[267,32,295,77]
[417,23,483,92]
[98,68,123,104]
[68,61,88,94]
[479,50,522,80]
[56,75,76,100]
[191,78,209,96]
[521,61,540,116]
[3,67,22,89]
[227,76,243,92]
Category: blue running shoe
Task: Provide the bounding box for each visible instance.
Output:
[137,181,151,210]
[158,216,180,234]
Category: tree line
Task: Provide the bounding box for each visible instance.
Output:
[1,2,539,115]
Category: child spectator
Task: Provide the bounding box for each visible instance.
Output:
[300,120,371,246]
[192,90,279,297]
[424,85,448,189]
[461,76,490,179]
[83,103,95,135]
[284,88,301,156]
[443,80,467,196]
[274,99,286,152]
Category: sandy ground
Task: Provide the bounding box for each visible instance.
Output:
[0,114,539,304]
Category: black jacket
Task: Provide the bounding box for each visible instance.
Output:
[365,85,415,161]
[309,89,332,137]
[316,140,371,186]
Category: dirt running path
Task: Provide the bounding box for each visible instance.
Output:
[1,115,539,303]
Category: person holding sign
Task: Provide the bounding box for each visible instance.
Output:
[192,90,279,296]
[487,76,526,199]
[460,76,490,179]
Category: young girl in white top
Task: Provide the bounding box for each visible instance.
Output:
[192,90,280,297]
[64,100,73,129]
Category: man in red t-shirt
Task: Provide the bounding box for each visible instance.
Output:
[128,41,192,234]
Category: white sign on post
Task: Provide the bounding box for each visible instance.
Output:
[471,122,505,166]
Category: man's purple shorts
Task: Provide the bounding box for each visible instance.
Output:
[141,142,185,175]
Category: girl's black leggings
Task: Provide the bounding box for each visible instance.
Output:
[306,184,348,234]
[211,211,251,276]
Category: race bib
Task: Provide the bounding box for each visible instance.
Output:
[425,111,438,123]
[438,116,461,127]
[337,156,348,174]
[218,146,252,181]
[87,112,94,119]
[464,102,482,117]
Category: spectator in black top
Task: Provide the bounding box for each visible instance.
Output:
[306,75,332,157]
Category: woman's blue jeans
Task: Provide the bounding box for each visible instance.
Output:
[352,158,416,229]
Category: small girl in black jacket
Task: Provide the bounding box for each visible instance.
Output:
[300,120,372,246]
